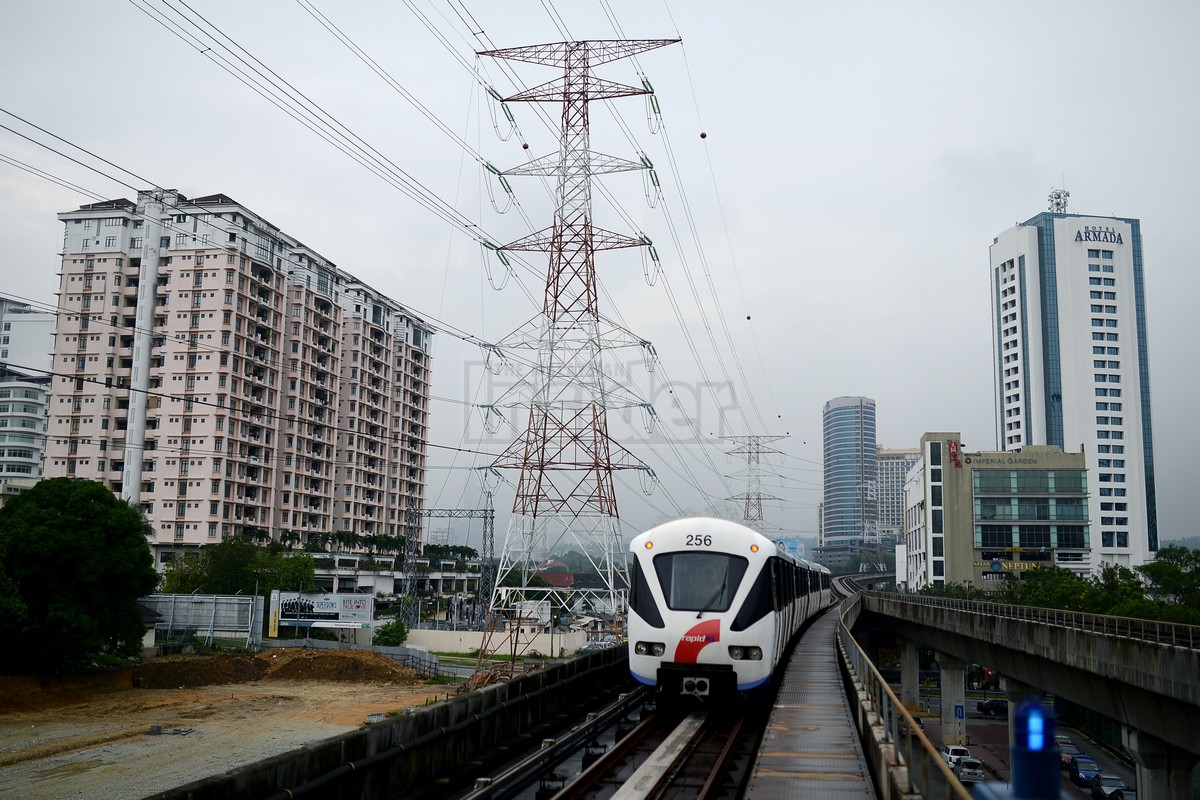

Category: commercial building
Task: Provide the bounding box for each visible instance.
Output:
[818,395,877,569]
[43,190,433,565]
[899,432,1089,591]
[989,212,1157,568]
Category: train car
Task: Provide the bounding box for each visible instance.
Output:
[627,517,832,700]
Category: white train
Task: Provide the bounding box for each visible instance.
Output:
[627,517,832,699]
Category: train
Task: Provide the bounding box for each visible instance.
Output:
[627,517,832,700]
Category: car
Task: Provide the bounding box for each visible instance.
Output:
[1089,773,1133,799]
[1069,755,1103,787]
[955,756,986,784]
[1060,742,1083,769]
[977,698,1009,717]
[941,745,972,768]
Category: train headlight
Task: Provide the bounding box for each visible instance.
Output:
[728,646,744,660]
[635,641,665,657]
[747,646,763,661]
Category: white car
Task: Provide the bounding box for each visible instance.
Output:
[941,745,972,768]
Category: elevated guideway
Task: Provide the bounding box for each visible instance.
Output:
[856,590,1200,798]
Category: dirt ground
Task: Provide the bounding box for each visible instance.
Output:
[0,649,451,800]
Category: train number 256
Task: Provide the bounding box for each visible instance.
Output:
[685,534,712,547]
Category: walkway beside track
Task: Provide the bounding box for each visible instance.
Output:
[744,605,876,799]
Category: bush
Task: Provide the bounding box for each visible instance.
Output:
[373,617,408,647]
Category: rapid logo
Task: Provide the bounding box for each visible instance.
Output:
[673,619,720,663]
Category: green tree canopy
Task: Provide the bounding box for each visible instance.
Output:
[0,478,158,672]
[1138,544,1200,608]
[160,534,316,596]
[991,565,1093,610]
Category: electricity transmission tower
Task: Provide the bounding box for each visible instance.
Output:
[471,38,677,687]
[724,435,787,530]
[400,499,495,628]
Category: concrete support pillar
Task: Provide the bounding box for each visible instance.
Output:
[1124,728,1199,800]
[936,653,968,745]
[1001,676,1042,751]
[899,637,921,712]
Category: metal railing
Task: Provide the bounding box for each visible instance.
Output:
[865,590,1200,649]
[838,592,973,799]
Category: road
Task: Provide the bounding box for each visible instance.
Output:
[921,701,1137,798]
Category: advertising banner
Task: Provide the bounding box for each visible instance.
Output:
[269,591,374,634]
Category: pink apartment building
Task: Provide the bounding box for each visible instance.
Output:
[45,189,432,566]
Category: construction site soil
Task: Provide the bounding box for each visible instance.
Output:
[0,649,450,800]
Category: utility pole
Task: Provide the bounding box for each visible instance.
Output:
[724,435,787,531]
[471,38,677,688]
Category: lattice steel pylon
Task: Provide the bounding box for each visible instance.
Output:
[724,435,787,531]
[402,499,496,628]
[470,39,677,688]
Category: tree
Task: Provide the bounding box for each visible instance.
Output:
[332,529,360,553]
[372,617,408,647]
[1086,563,1147,613]
[0,551,28,642]
[0,478,158,672]
[160,535,316,595]
[989,565,1077,609]
[1138,545,1200,608]
[916,581,987,601]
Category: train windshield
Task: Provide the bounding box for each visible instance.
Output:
[654,552,748,613]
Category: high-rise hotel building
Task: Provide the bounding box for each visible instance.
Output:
[989,212,1157,568]
[45,190,433,565]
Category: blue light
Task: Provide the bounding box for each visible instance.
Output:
[1024,706,1045,751]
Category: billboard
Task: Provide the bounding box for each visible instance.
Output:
[269,591,374,636]
[775,537,808,560]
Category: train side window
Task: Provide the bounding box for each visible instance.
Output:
[629,560,665,629]
[731,564,774,632]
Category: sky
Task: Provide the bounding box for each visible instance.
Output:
[1,1,1197,553]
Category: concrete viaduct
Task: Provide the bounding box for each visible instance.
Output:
[853,590,1200,799]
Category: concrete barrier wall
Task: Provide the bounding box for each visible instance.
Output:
[147,646,631,800]
[405,627,590,656]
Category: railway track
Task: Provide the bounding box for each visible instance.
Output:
[457,687,770,800]
[459,582,859,800]
[559,702,766,800]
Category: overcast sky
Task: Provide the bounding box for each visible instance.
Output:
[1,1,1196,551]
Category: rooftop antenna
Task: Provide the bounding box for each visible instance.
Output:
[1048,187,1069,213]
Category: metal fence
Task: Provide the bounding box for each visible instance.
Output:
[866,590,1200,649]
[838,592,973,799]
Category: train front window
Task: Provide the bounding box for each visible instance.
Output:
[653,552,748,612]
